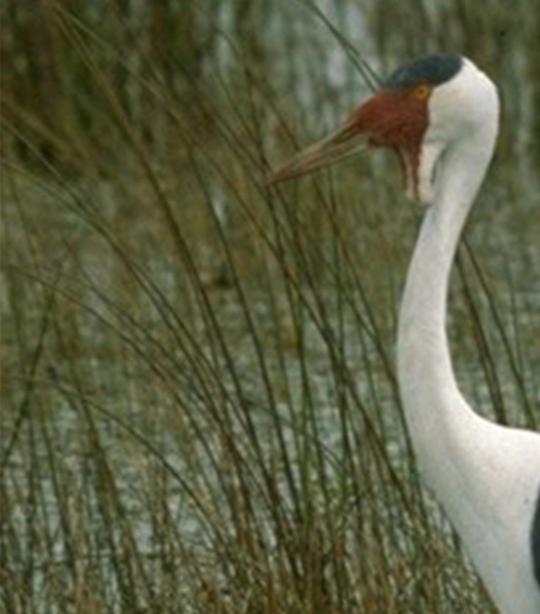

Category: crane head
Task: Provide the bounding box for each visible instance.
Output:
[268,53,498,205]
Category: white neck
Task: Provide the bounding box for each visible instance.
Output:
[396,112,497,480]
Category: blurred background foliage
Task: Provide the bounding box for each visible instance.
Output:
[1,1,539,612]
[2,0,539,173]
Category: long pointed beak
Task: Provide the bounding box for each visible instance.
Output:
[267,113,368,185]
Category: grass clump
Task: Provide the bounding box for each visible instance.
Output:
[1,2,538,612]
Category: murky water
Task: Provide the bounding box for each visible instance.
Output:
[2,2,539,610]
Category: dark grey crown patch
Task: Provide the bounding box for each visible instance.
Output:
[385,53,463,89]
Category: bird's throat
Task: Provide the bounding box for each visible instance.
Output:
[396,137,494,469]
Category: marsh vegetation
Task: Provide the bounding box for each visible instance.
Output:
[1,1,539,612]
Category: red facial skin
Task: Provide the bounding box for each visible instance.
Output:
[347,87,431,198]
[268,85,431,190]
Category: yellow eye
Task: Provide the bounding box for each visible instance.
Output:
[413,84,432,100]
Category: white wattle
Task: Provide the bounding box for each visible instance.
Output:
[397,59,540,612]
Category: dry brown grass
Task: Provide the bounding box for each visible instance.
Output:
[1,1,538,612]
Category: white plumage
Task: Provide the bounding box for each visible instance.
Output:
[398,59,540,613]
[270,55,540,612]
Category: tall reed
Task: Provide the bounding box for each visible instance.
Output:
[1,2,538,612]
